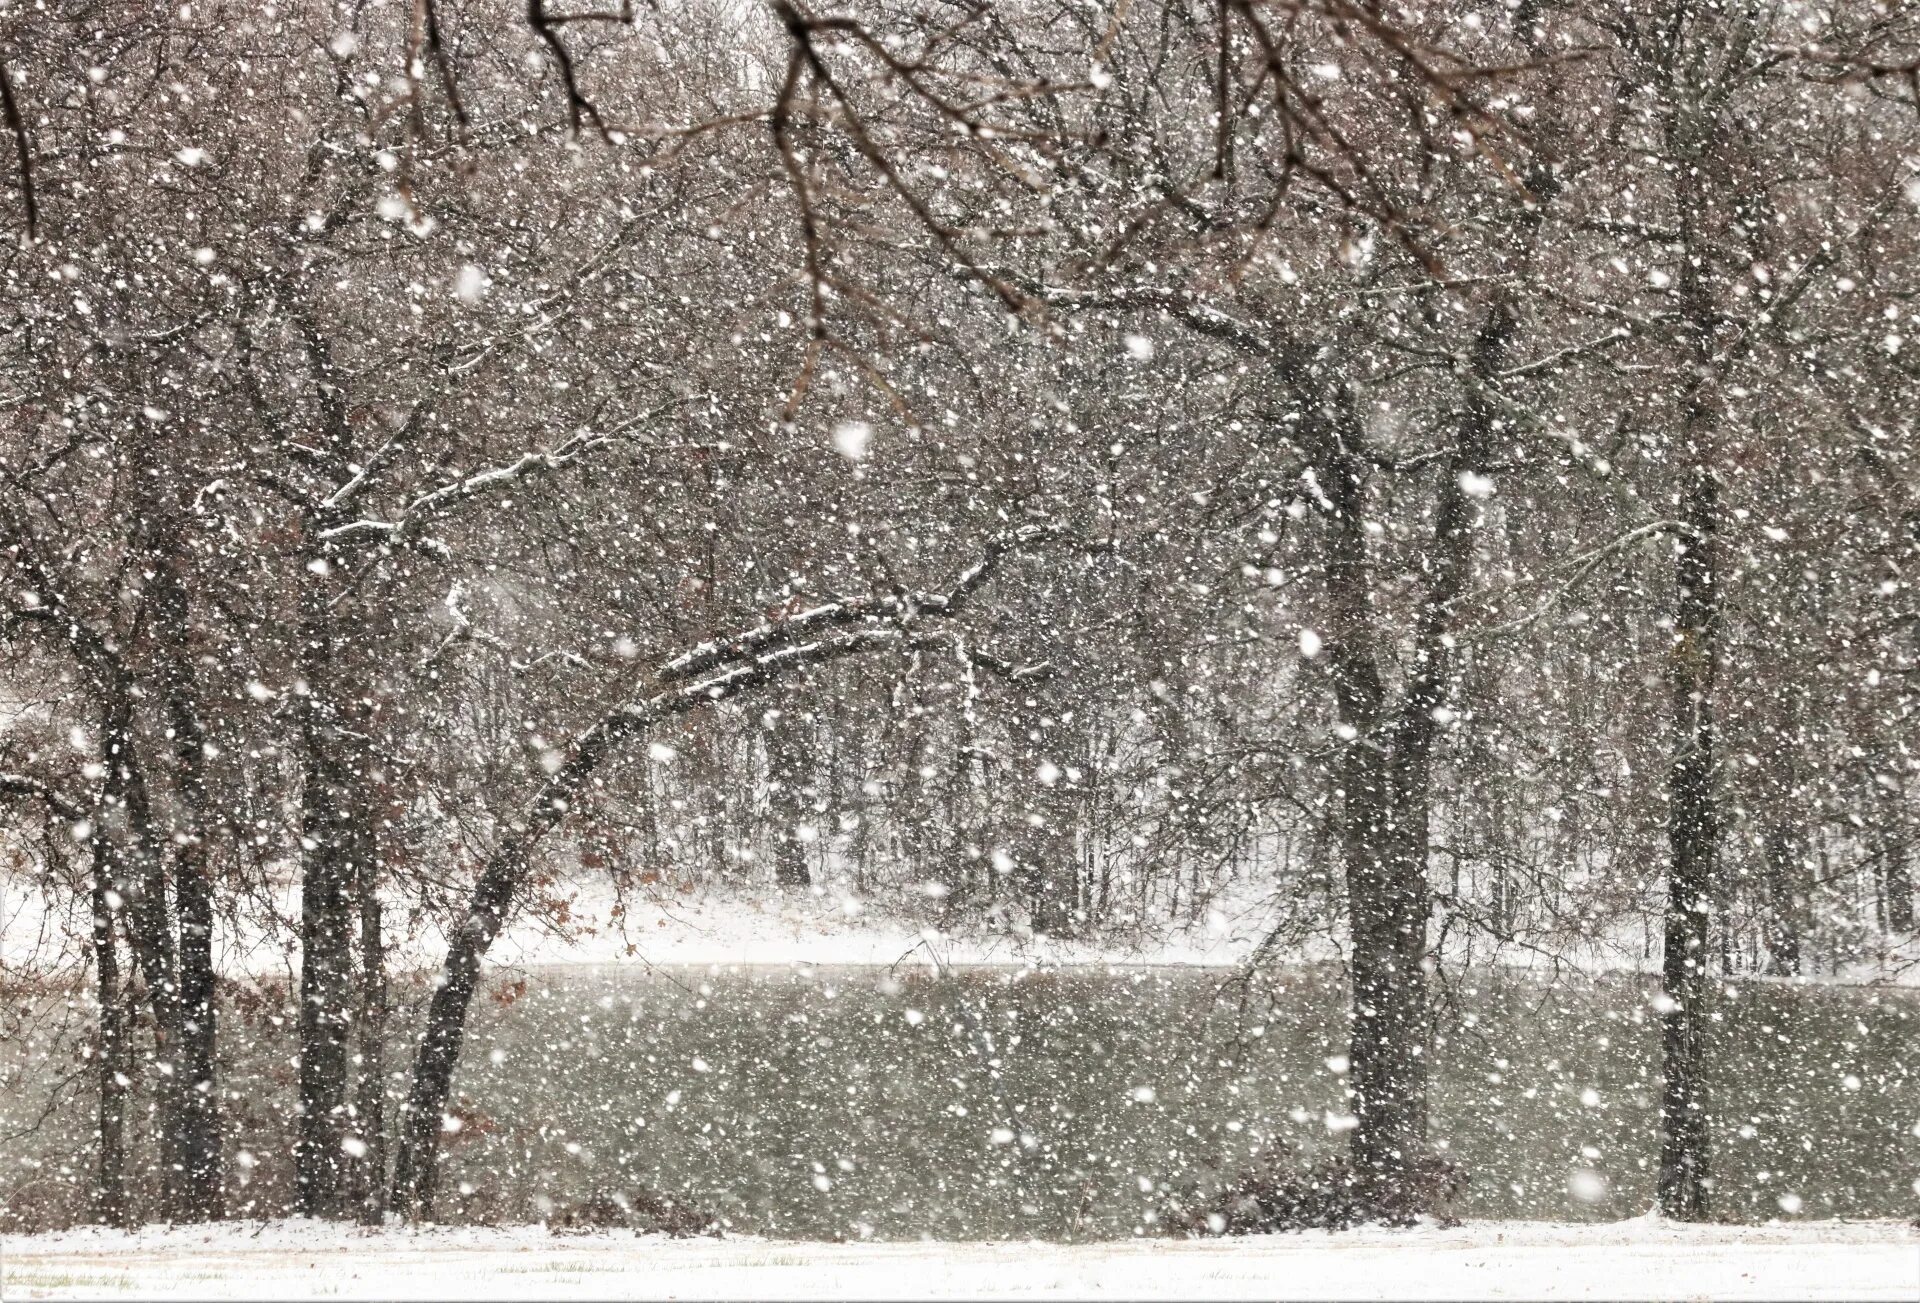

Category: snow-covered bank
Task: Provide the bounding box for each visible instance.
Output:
[1,874,1279,977]
[482,881,1273,970]
[477,881,1920,983]
[9,867,1918,983]
[2,1217,1914,1300]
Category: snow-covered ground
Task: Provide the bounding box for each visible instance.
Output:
[475,879,1920,984]
[481,879,1276,970]
[0,872,1278,977]
[1,1216,1913,1300]
[8,866,1917,982]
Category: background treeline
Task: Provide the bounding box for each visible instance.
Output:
[0,0,1916,1232]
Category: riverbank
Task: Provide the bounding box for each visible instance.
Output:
[10,870,1917,984]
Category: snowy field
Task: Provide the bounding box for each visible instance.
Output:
[1,1217,1914,1300]
[11,873,1917,983]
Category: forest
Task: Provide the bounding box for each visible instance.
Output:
[0,0,1916,1265]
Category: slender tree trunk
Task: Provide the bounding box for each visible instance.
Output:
[1658,166,1725,1216]
[166,735,223,1222]
[388,542,1041,1217]
[295,762,358,1217]
[766,708,813,889]
[86,825,132,1228]
[393,685,782,1214]
[1887,843,1914,933]
[99,695,200,1222]
[1760,820,1804,976]
[1758,685,1806,976]
[139,495,225,1222]
[391,692,654,1218]
[1013,691,1074,936]
[159,658,223,1220]
[390,831,532,1219]
[1659,447,1719,1222]
[1881,775,1914,933]
[350,843,390,1224]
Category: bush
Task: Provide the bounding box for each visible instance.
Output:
[1166,1151,1467,1234]
[549,1188,723,1237]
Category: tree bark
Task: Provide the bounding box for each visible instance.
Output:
[89,841,132,1227]
[1757,681,1807,976]
[388,676,768,1216]
[18,775,135,1227]
[0,520,206,1222]
[292,541,380,1218]
[294,723,361,1216]
[1012,690,1075,937]
[1880,774,1914,934]
[1316,309,1505,1207]
[1657,144,1726,1216]
[766,706,814,889]
[152,575,223,1221]
[164,711,223,1223]
[388,676,777,1216]
[1658,442,1719,1222]
[1760,820,1805,977]
[97,693,207,1223]
[349,847,391,1224]
[388,846,516,1220]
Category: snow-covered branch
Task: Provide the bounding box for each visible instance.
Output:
[0,771,84,822]
[660,521,1060,683]
[318,403,676,548]
[1471,520,1694,639]
[317,431,604,544]
[321,404,433,515]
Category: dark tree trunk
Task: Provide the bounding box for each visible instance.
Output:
[1658,449,1719,1222]
[139,493,224,1222]
[1881,777,1914,934]
[5,476,222,1221]
[1760,821,1805,977]
[295,741,360,1217]
[1339,750,1433,1192]
[349,842,391,1224]
[159,658,223,1220]
[343,786,387,1220]
[45,648,184,1225]
[292,548,380,1219]
[1013,694,1074,937]
[1887,843,1915,934]
[87,824,132,1228]
[167,764,223,1222]
[390,829,533,1220]
[1316,310,1504,1207]
[1757,685,1806,976]
[766,709,813,889]
[391,697,652,1219]
[1316,404,1419,1200]
[99,695,202,1222]
[771,837,811,887]
[1657,164,1726,1216]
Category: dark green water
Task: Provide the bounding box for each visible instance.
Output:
[3,963,1915,1236]
[437,963,1920,1238]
